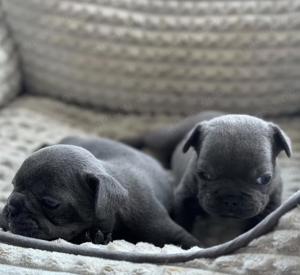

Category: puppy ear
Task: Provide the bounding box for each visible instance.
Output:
[182,123,204,154]
[85,172,128,219]
[269,123,292,158]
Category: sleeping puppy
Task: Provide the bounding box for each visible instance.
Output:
[0,137,200,248]
[123,113,292,246]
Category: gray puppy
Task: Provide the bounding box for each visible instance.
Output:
[1,137,200,248]
[123,113,292,246]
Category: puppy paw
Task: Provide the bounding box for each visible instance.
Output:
[83,231,93,243]
[83,229,112,245]
[103,232,112,245]
[92,230,105,244]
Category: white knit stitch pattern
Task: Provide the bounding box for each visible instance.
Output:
[2,0,300,114]
[0,96,299,274]
[0,6,20,107]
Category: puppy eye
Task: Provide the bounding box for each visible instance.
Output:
[198,171,214,181]
[256,174,272,185]
[41,196,60,210]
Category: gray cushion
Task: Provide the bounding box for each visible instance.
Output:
[2,0,300,115]
[0,7,20,107]
[0,96,299,274]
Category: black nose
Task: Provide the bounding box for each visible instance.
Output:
[221,195,240,209]
[7,193,25,218]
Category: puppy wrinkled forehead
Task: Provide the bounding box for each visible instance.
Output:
[14,159,68,191]
[199,115,273,175]
[23,145,94,169]
[13,145,95,189]
[207,115,270,135]
[204,115,271,151]
[36,145,94,162]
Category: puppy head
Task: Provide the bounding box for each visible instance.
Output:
[1,145,127,242]
[182,115,291,219]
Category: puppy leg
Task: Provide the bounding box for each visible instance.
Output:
[172,196,201,233]
[141,213,201,249]
[93,217,115,244]
[131,200,201,249]
[171,162,200,232]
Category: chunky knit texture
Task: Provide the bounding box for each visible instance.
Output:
[2,0,300,115]
[0,6,20,106]
[0,96,299,274]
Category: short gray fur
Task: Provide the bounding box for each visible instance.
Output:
[123,113,292,246]
[0,137,199,248]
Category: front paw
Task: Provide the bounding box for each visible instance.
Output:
[103,232,112,244]
[0,206,9,230]
[85,230,112,245]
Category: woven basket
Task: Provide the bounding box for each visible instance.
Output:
[0,5,20,107]
[2,0,300,115]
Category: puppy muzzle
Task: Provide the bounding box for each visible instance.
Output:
[4,192,40,237]
[199,189,264,219]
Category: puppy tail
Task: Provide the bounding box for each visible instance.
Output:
[121,112,224,168]
[33,143,51,152]
[120,128,181,169]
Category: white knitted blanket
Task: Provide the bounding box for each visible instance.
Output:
[0,96,299,274]
[2,0,300,115]
[0,6,20,107]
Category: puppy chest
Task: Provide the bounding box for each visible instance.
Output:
[191,216,247,247]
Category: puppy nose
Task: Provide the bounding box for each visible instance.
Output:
[7,193,25,218]
[222,196,240,208]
